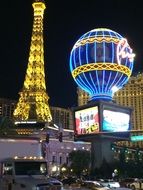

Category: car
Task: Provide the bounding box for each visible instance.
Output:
[47,177,64,190]
[81,180,111,190]
[98,179,120,188]
[119,178,137,188]
[61,177,78,185]
[125,178,143,190]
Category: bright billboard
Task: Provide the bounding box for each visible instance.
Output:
[73,101,132,140]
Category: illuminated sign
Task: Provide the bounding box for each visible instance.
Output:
[131,135,143,142]
[75,106,99,135]
[70,28,135,102]
[73,101,132,141]
[102,109,130,132]
[117,38,135,65]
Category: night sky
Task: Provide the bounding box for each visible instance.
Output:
[0,0,143,108]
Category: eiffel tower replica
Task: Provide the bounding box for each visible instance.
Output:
[13,0,52,127]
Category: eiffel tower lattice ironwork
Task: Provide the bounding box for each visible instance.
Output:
[13,0,52,123]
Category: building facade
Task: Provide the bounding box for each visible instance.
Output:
[0,98,16,119]
[43,139,90,175]
[114,73,143,148]
[50,106,73,130]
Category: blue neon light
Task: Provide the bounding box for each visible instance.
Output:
[69,28,135,101]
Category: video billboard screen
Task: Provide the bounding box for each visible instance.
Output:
[74,106,99,135]
[73,101,132,140]
[102,109,130,132]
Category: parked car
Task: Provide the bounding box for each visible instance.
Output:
[81,180,111,190]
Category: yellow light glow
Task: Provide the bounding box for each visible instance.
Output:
[13,0,52,123]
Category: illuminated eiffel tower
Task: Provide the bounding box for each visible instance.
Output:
[13,0,52,123]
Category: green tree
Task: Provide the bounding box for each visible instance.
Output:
[69,150,90,177]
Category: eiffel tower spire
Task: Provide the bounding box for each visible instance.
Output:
[13,0,52,123]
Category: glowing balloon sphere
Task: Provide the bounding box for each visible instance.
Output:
[70,28,135,101]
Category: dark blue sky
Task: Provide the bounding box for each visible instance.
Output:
[0,0,143,108]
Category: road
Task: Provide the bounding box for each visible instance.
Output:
[63,186,132,190]
[63,187,88,190]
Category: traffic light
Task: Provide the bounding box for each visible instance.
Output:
[46,133,50,143]
[59,132,63,142]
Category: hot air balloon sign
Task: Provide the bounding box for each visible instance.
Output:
[70,28,135,101]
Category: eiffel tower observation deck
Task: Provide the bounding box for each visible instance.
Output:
[13,0,52,123]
